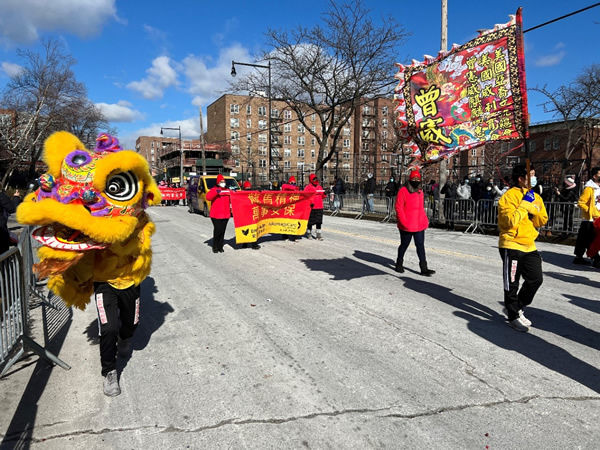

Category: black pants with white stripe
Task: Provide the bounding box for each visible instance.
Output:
[499,249,543,321]
[94,282,140,376]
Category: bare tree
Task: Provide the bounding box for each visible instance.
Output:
[232,0,406,179]
[0,38,105,184]
[533,64,600,178]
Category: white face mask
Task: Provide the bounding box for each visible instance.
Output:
[530,176,537,188]
[219,182,226,188]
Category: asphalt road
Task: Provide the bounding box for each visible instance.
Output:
[1,205,599,449]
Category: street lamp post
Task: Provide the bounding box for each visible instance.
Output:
[231,59,272,182]
[160,126,182,187]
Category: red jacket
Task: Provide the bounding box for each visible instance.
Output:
[205,186,231,219]
[304,183,326,209]
[281,183,298,192]
[395,186,429,232]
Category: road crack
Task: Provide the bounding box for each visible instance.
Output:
[3,396,599,443]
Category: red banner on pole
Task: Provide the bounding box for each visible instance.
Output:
[230,191,314,243]
[394,8,528,164]
[158,187,186,200]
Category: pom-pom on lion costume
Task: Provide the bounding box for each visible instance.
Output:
[17,131,161,309]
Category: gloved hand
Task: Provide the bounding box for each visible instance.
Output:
[522,190,535,203]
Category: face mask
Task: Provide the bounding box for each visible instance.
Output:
[486,186,492,191]
[465,180,469,184]
[530,176,537,188]
[409,180,421,188]
[367,174,373,179]
[476,177,481,181]
[219,182,226,188]
[390,178,394,182]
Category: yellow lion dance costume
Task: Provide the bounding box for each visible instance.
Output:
[17,131,161,310]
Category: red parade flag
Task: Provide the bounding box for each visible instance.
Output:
[394,8,528,164]
[230,191,314,243]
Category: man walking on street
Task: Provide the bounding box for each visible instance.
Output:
[498,164,548,332]
[574,167,600,265]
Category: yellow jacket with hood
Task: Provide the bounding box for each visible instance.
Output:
[498,187,548,252]
[577,180,600,221]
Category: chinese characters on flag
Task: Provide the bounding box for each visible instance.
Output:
[157,186,186,200]
[230,191,314,243]
[394,8,528,164]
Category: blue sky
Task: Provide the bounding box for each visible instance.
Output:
[0,0,598,148]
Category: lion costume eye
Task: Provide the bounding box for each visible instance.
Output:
[105,171,139,201]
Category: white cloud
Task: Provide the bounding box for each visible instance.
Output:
[127,56,178,99]
[535,42,567,67]
[95,100,143,122]
[1,61,23,77]
[0,0,118,45]
[535,50,566,67]
[183,44,253,107]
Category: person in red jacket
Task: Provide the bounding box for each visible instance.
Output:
[281,176,299,242]
[395,170,435,276]
[304,174,326,240]
[205,174,231,253]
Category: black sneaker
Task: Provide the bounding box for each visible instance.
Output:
[573,257,590,265]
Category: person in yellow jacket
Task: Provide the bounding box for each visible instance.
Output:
[574,167,600,265]
[498,164,548,332]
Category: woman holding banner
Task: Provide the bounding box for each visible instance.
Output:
[304,174,326,240]
[206,174,231,253]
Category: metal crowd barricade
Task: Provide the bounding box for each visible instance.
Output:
[1,230,70,378]
[539,201,581,235]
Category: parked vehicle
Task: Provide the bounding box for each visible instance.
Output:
[187,175,240,216]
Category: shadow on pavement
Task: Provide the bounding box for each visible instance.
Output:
[1,302,72,449]
[525,307,600,351]
[545,271,600,290]
[353,250,395,270]
[540,250,596,271]
[563,294,600,315]
[84,277,173,376]
[400,276,600,394]
[353,250,422,275]
[300,256,388,281]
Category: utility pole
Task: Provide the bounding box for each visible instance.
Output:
[439,0,448,190]
[199,107,207,175]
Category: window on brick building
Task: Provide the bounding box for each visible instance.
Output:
[284,123,291,132]
[258,119,267,129]
[231,131,239,140]
[284,161,291,169]
[284,110,292,119]
[230,118,239,128]
[297,149,305,158]
[246,119,251,128]
[298,136,305,145]
[259,159,266,168]
[230,104,239,114]
[284,135,291,144]
[246,133,252,142]
[343,139,350,148]
[246,105,252,114]
[553,137,560,150]
[544,137,551,150]
[258,106,266,116]
[284,148,291,157]
[382,106,388,115]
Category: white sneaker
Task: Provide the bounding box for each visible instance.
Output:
[508,317,530,332]
[519,311,532,327]
[103,370,121,397]
[503,308,532,327]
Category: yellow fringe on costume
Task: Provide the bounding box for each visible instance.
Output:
[17,131,161,310]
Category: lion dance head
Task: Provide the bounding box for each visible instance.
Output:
[17,131,161,309]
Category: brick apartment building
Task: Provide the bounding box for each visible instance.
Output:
[206,94,398,188]
[135,135,232,183]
